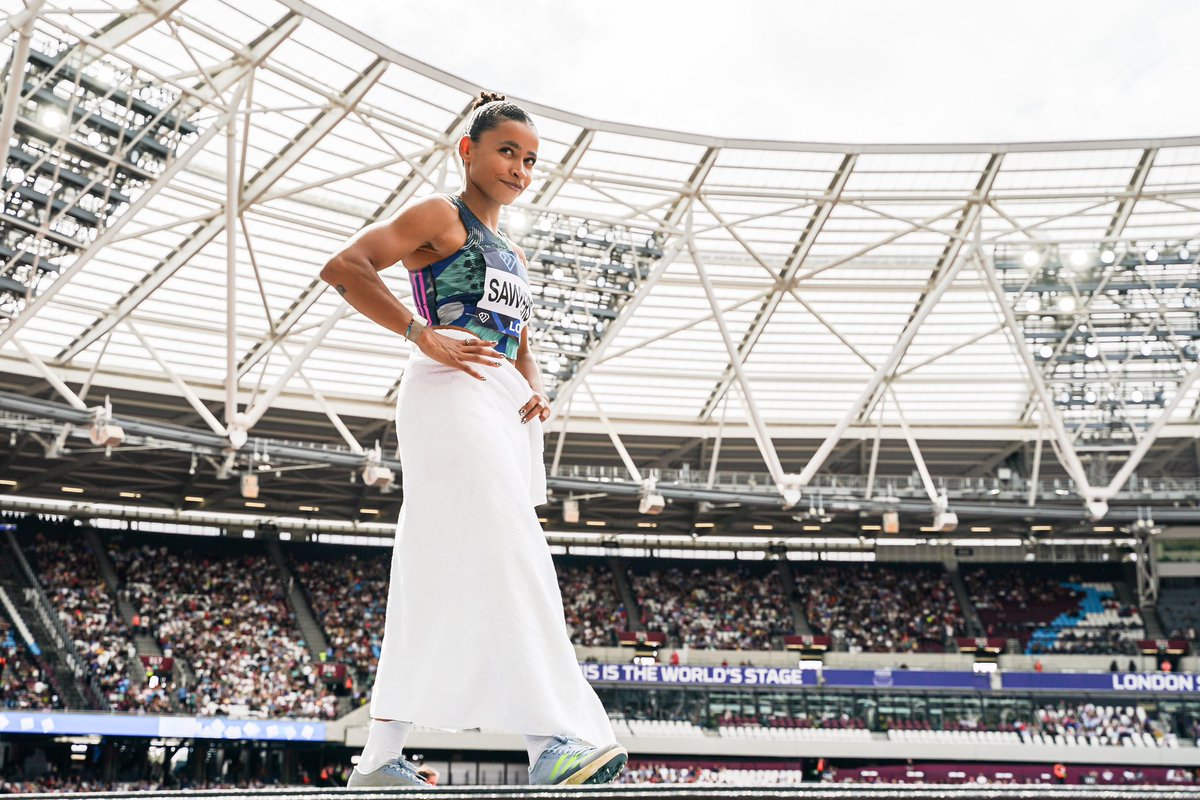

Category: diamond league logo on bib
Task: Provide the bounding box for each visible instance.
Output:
[479,249,531,337]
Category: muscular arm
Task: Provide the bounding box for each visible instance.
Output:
[319,197,457,337]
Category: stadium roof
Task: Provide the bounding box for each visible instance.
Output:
[2,0,1200,526]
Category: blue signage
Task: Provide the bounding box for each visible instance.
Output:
[1002,672,1198,694]
[581,663,808,686]
[579,664,987,689]
[819,669,991,690]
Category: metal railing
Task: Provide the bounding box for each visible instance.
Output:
[6,530,111,710]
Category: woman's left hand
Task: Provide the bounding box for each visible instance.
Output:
[520,393,551,424]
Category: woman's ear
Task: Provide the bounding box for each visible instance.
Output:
[457,134,472,165]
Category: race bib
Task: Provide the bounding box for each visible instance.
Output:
[478,249,531,336]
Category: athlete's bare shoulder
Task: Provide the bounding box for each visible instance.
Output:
[392,195,466,272]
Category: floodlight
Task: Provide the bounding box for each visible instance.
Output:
[361,441,395,489]
[1100,249,1116,264]
[87,397,124,447]
[1144,247,1159,262]
[1069,250,1089,267]
[1022,250,1041,267]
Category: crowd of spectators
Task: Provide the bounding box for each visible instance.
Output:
[796,565,963,652]
[289,547,389,694]
[0,620,61,710]
[555,560,626,647]
[24,531,146,711]
[111,537,336,720]
[966,569,1142,654]
[630,561,790,650]
[1159,579,1200,641]
[1031,702,1176,746]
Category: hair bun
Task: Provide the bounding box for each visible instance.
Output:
[473,91,506,110]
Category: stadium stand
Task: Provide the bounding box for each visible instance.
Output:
[966,566,1144,655]
[21,528,146,711]
[795,564,964,652]
[0,617,62,710]
[555,557,628,647]
[1159,579,1200,642]
[629,559,791,649]
[287,544,389,699]
[110,533,337,719]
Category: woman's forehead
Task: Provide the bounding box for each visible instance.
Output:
[485,119,539,149]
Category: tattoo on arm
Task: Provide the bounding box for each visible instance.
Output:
[335,284,348,297]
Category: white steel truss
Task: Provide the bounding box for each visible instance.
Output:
[0,0,1197,518]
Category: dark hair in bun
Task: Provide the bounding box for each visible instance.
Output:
[465,91,534,142]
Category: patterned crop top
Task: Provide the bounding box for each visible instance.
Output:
[408,195,531,360]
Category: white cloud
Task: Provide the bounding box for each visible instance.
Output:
[328,0,1198,143]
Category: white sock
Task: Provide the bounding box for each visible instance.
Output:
[358,720,413,773]
[525,734,560,765]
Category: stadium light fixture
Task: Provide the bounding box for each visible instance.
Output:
[1069,250,1089,267]
[637,477,665,515]
[1022,250,1041,267]
[361,441,395,489]
[87,397,124,447]
[1100,249,1116,264]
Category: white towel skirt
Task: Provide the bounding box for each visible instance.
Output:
[370,329,615,747]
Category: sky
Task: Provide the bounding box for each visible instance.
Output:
[325,0,1197,145]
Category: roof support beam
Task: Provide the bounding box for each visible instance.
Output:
[584,382,642,483]
[699,154,857,421]
[0,13,302,351]
[979,247,1096,503]
[53,57,387,364]
[689,228,787,493]
[125,321,225,437]
[0,2,46,200]
[797,154,1003,486]
[550,147,719,417]
[532,129,593,206]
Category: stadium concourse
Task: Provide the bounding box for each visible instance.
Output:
[1,0,1200,796]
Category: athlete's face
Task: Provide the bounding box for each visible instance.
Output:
[460,119,539,205]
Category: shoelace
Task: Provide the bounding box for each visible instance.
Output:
[543,736,587,758]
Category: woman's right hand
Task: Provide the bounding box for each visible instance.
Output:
[416,330,504,380]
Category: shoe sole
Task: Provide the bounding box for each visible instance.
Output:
[563,745,628,785]
[346,768,427,788]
